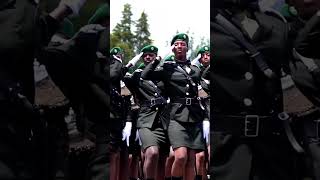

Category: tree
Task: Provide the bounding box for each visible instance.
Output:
[112,3,135,63]
[134,11,153,53]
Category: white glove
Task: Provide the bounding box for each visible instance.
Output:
[126,52,143,67]
[202,121,210,144]
[122,122,132,147]
[60,0,87,16]
[191,54,202,68]
[113,55,123,63]
[135,129,142,146]
[120,80,126,88]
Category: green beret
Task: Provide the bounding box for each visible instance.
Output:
[58,18,74,38]
[140,45,158,54]
[170,33,189,46]
[88,3,109,24]
[164,55,175,61]
[110,47,123,55]
[197,46,210,56]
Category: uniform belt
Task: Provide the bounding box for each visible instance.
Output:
[141,97,166,107]
[213,115,279,137]
[171,97,199,106]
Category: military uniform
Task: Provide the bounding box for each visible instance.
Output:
[109,47,129,148]
[196,46,211,122]
[289,11,320,180]
[123,45,170,153]
[211,4,297,179]
[43,5,110,180]
[141,42,206,151]
[0,0,62,179]
[126,95,140,156]
[86,29,110,180]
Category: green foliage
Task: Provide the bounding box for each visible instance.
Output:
[134,12,153,53]
[111,3,153,64]
[111,3,135,63]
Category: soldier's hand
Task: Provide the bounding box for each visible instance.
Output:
[59,0,87,16]
[126,52,143,67]
[135,130,142,146]
[202,121,210,144]
[155,56,162,62]
[122,122,132,147]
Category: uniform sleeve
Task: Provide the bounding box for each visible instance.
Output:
[110,60,123,82]
[202,66,210,80]
[123,95,133,122]
[121,66,129,78]
[295,13,320,59]
[141,60,164,81]
[123,72,139,92]
[37,14,60,48]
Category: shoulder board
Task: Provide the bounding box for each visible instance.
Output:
[264,8,287,23]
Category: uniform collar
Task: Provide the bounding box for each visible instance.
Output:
[175,59,191,66]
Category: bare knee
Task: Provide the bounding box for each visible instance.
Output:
[196,151,205,165]
[145,146,159,162]
[174,148,188,167]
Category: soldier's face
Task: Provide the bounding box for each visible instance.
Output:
[143,53,156,64]
[200,52,210,66]
[173,40,188,57]
[291,0,320,19]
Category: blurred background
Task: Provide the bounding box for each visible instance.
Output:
[40,0,106,33]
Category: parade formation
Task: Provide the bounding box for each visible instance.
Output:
[109,34,211,180]
[2,0,320,180]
